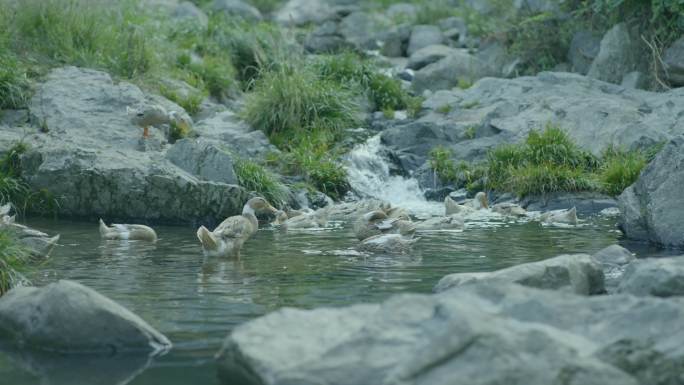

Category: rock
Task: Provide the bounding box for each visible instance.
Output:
[621,71,647,89]
[378,25,411,57]
[593,245,635,292]
[522,192,618,216]
[617,257,684,297]
[407,44,458,70]
[568,31,601,75]
[434,254,605,295]
[217,282,684,385]
[0,280,170,354]
[337,12,387,50]
[476,40,520,78]
[407,25,444,56]
[172,1,208,28]
[165,139,238,185]
[274,0,334,26]
[412,51,496,93]
[24,66,250,224]
[382,72,684,173]
[588,23,646,85]
[663,36,684,86]
[618,136,684,247]
[212,0,262,21]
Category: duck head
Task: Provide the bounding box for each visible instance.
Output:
[243,197,278,216]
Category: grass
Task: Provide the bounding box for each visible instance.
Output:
[0,53,32,109]
[158,83,205,115]
[598,147,647,196]
[234,158,288,207]
[0,228,30,296]
[242,64,360,146]
[0,143,59,215]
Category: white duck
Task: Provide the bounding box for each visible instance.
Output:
[354,210,415,241]
[445,192,489,216]
[539,207,578,225]
[415,214,464,230]
[491,202,527,217]
[357,234,419,254]
[197,197,278,258]
[275,207,329,230]
[99,219,158,242]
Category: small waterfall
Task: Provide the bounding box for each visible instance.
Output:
[345,135,442,216]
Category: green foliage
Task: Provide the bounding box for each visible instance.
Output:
[598,147,647,196]
[9,0,155,79]
[234,158,288,206]
[457,78,473,89]
[406,96,424,118]
[187,54,236,99]
[507,163,596,197]
[0,53,31,109]
[248,0,283,13]
[507,12,572,75]
[242,65,360,144]
[524,125,598,170]
[368,73,408,111]
[436,104,452,114]
[0,228,30,296]
[0,143,59,215]
[429,146,458,183]
[158,84,205,115]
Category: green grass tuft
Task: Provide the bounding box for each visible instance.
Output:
[598,147,647,196]
[0,54,31,109]
[234,158,288,207]
[0,228,30,296]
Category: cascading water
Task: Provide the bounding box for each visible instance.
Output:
[345,135,442,217]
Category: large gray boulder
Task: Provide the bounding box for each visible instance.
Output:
[217,283,684,385]
[617,257,684,297]
[274,0,335,26]
[412,51,496,93]
[0,280,170,354]
[587,23,646,85]
[592,244,635,292]
[407,44,458,70]
[21,66,251,224]
[434,254,605,294]
[568,30,601,75]
[382,72,684,171]
[407,25,444,56]
[663,36,684,87]
[166,139,238,185]
[212,0,262,21]
[619,136,684,247]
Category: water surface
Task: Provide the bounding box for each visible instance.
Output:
[1,215,624,384]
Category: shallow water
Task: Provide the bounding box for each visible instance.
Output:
[1,214,627,384]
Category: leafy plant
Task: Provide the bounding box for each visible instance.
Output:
[0,228,30,296]
[598,146,647,195]
[234,158,288,206]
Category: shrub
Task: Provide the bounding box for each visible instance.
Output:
[242,65,360,144]
[524,124,598,170]
[234,158,288,206]
[188,54,236,99]
[368,73,407,111]
[429,146,458,183]
[0,228,30,296]
[598,147,647,196]
[0,54,31,109]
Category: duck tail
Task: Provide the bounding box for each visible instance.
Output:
[196,226,218,251]
[98,219,109,237]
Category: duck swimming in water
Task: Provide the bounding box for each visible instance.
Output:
[274,207,329,230]
[354,210,415,241]
[539,207,578,225]
[197,197,278,258]
[445,192,489,216]
[414,214,465,230]
[357,233,419,254]
[99,219,158,242]
[491,202,527,217]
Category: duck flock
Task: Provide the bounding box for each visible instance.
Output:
[94,193,579,258]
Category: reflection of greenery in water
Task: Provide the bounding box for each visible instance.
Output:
[3,216,620,385]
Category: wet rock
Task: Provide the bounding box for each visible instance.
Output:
[407,25,444,56]
[407,45,458,70]
[212,0,262,21]
[274,0,335,26]
[24,66,249,224]
[172,1,208,28]
[166,139,238,185]
[568,31,601,75]
[617,257,684,297]
[434,254,605,295]
[522,192,617,216]
[592,245,635,292]
[217,282,684,385]
[619,136,684,247]
[412,51,496,93]
[382,72,684,173]
[378,25,411,57]
[663,36,684,86]
[588,23,646,85]
[0,280,170,354]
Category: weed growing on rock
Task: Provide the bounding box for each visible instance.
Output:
[234,158,288,207]
[598,146,647,196]
[0,54,31,109]
[0,228,30,296]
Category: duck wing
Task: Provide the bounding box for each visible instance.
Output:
[216,216,253,239]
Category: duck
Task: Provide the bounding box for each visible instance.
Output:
[354,210,415,241]
[444,191,489,216]
[99,219,158,242]
[357,233,419,255]
[414,214,464,230]
[127,105,191,139]
[196,197,278,258]
[539,207,578,225]
[1,210,60,258]
[277,207,329,230]
[491,202,527,217]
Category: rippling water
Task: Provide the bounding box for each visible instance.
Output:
[1,214,625,384]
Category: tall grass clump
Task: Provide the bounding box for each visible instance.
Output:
[243,64,360,146]
[598,147,647,196]
[0,53,31,109]
[0,228,30,296]
[0,143,58,215]
[234,158,288,207]
[10,0,155,79]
